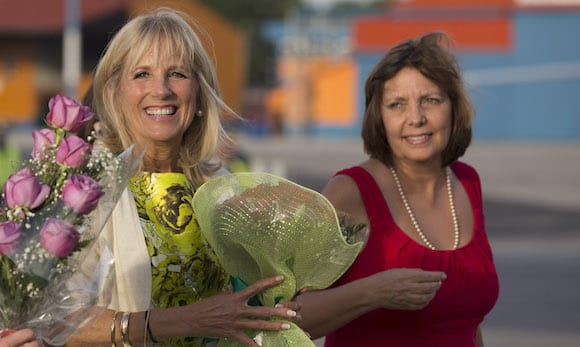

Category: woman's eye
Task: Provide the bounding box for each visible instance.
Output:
[424,97,442,104]
[387,102,403,110]
[134,71,148,79]
[169,71,187,79]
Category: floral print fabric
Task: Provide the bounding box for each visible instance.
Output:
[130,172,227,346]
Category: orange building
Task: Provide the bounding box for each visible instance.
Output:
[271,56,357,133]
[0,0,246,125]
[355,0,514,54]
[266,19,358,135]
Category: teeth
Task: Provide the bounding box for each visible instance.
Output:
[405,135,429,144]
[146,107,176,116]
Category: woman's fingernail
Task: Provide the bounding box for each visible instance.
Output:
[281,323,291,330]
[287,310,297,317]
[275,304,282,308]
[275,275,284,281]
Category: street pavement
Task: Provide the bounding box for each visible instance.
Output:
[239,136,580,347]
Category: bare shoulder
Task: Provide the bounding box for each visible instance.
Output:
[322,166,368,222]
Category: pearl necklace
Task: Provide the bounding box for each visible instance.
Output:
[389,166,460,250]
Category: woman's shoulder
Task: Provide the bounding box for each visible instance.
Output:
[323,161,374,221]
[325,161,373,195]
[323,172,361,203]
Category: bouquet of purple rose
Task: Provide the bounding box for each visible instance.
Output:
[0,95,139,344]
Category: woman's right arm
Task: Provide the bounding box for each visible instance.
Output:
[66,276,298,347]
[148,276,298,346]
[295,268,445,339]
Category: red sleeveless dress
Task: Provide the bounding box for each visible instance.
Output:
[324,161,499,347]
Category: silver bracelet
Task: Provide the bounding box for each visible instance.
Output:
[121,312,132,346]
[111,311,120,347]
[143,310,151,347]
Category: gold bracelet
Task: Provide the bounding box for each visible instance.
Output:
[111,311,120,347]
[121,312,132,346]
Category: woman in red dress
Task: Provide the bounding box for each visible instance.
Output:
[296,31,499,347]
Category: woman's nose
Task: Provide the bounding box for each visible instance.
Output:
[407,104,426,126]
[152,77,172,97]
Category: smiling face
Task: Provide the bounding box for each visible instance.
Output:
[119,45,198,153]
[381,67,452,168]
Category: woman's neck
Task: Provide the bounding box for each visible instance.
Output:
[142,147,180,173]
[388,158,446,202]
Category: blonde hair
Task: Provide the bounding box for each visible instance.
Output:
[92,7,233,187]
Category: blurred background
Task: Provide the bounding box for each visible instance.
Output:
[0,0,578,346]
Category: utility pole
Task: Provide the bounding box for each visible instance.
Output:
[62,0,81,99]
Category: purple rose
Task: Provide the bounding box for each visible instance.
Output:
[61,174,104,215]
[3,167,50,210]
[55,135,91,168]
[39,218,80,257]
[0,221,22,256]
[31,128,57,159]
[46,95,94,132]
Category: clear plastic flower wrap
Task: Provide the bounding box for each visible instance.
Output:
[192,172,368,347]
[0,95,141,345]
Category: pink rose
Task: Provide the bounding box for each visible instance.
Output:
[31,128,56,159]
[46,95,94,132]
[61,174,104,215]
[39,218,80,257]
[55,135,91,168]
[3,167,50,210]
[0,221,22,256]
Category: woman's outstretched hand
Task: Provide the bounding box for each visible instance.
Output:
[157,275,300,346]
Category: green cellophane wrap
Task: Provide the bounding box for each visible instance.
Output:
[192,172,365,347]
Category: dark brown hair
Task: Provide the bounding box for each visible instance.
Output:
[361,31,473,167]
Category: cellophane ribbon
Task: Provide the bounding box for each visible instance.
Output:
[193,172,366,347]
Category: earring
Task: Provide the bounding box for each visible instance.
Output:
[196,110,203,117]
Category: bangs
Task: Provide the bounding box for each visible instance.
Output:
[123,17,196,74]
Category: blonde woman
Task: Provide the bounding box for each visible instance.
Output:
[67,7,298,347]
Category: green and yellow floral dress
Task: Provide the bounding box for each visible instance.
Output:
[129,172,228,347]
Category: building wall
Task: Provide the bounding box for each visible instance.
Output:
[275,55,357,135]
[0,56,38,123]
[462,10,580,140]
